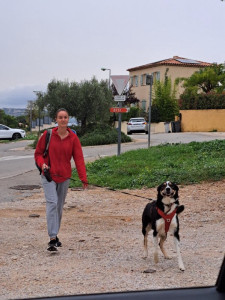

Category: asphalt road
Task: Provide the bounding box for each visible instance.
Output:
[1,131,225,203]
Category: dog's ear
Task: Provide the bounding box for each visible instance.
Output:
[172,182,179,199]
[157,183,163,200]
[157,183,163,192]
[171,182,179,191]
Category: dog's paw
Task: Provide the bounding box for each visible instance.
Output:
[164,256,172,260]
[177,205,185,214]
[179,265,185,271]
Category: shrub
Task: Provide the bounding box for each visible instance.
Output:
[79,124,131,146]
[152,70,179,122]
[32,123,131,148]
[179,92,225,110]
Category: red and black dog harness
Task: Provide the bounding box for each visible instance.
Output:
[156,208,177,233]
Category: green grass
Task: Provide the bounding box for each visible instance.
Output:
[0,139,11,143]
[24,132,38,140]
[0,132,37,144]
[70,139,225,189]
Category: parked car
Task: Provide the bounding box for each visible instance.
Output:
[127,117,148,135]
[0,124,26,140]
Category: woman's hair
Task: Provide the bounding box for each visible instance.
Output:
[55,108,69,118]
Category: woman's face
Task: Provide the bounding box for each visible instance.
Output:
[56,110,69,128]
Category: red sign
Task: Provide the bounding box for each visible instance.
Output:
[110,107,128,113]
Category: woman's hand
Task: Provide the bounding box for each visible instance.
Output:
[42,163,49,171]
[82,182,88,189]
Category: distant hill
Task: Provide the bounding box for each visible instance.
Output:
[0,84,46,109]
[3,108,27,117]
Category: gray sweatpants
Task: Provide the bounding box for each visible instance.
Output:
[41,175,70,238]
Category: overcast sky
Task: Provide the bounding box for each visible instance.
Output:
[0,0,224,108]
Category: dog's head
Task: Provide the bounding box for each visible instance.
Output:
[157,181,179,200]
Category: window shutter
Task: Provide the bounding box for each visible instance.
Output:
[156,72,160,81]
[142,100,146,111]
[135,76,138,86]
[130,76,133,86]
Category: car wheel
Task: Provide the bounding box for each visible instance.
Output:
[145,131,148,134]
[127,132,132,135]
[12,133,21,140]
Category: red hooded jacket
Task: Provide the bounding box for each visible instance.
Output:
[34,127,87,183]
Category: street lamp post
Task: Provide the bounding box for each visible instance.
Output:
[28,100,33,133]
[101,68,111,89]
[146,75,153,148]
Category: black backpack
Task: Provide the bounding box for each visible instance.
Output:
[35,129,52,174]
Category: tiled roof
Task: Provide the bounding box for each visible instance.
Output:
[127,56,212,71]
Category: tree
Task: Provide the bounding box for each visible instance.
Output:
[152,69,179,122]
[176,64,225,94]
[41,77,113,130]
[43,80,72,119]
[124,87,140,106]
[25,101,38,131]
[76,77,113,129]
[0,109,19,127]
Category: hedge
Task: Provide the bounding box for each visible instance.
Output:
[179,92,225,110]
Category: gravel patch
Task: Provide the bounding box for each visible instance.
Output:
[0,181,225,299]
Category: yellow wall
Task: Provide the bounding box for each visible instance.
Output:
[180,110,225,132]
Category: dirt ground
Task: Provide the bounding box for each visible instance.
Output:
[0,180,225,299]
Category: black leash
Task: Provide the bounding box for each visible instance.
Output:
[51,173,154,202]
[88,183,154,202]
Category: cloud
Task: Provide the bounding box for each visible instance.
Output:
[0,85,46,108]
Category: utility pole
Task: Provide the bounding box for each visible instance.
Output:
[33,90,43,137]
[117,101,122,155]
[28,100,33,133]
[146,75,153,148]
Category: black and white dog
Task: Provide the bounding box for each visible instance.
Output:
[142,181,185,271]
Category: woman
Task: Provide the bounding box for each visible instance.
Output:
[35,108,88,251]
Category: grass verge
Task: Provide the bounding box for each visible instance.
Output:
[70,139,225,189]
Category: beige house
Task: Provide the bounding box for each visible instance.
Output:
[127,56,212,111]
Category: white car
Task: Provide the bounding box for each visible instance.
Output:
[0,124,26,140]
[127,118,148,135]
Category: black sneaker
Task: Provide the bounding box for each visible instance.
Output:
[55,236,62,247]
[47,239,57,251]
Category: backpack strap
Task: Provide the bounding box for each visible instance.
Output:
[35,129,52,175]
[43,129,52,158]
